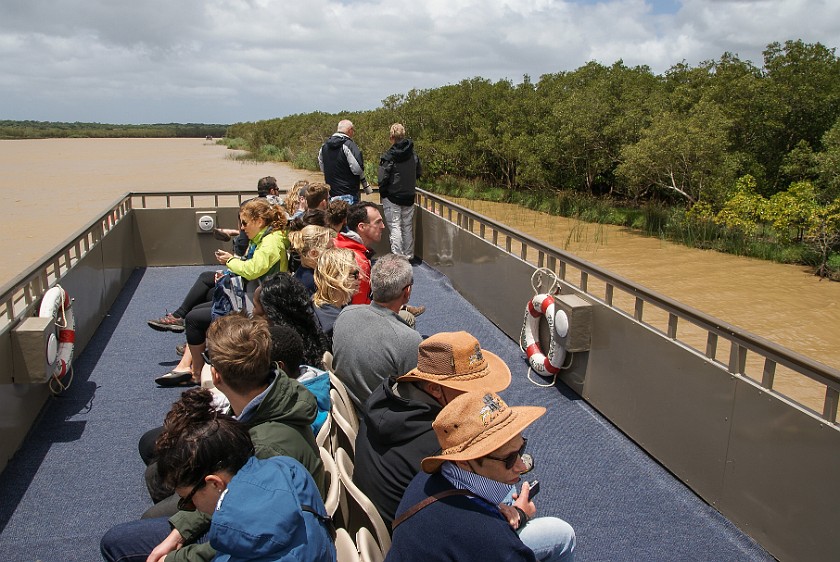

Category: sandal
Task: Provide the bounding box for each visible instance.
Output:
[155,370,195,387]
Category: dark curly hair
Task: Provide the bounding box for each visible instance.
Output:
[257,272,328,368]
[155,388,253,491]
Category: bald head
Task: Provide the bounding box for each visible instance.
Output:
[337,119,355,137]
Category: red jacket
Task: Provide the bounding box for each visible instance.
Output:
[333,233,372,304]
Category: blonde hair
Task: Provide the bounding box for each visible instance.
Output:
[241,198,287,233]
[284,180,309,216]
[390,123,406,141]
[288,225,334,269]
[314,248,357,308]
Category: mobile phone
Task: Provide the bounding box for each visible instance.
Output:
[526,479,540,499]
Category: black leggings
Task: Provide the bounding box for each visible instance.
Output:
[174,271,216,318]
[185,301,213,345]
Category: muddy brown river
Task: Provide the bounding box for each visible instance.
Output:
[2,138,837,412]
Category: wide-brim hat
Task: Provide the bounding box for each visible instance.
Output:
[397,331,511,393]
[421,391,545,473]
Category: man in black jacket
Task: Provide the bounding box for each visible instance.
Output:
[319,119,371,203]
[377,123,422,259]
[353,331,511,528]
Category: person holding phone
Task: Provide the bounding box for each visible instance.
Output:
[388,392,576,562]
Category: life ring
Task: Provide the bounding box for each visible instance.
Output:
[38,285,75,382]
[520,293,569,375]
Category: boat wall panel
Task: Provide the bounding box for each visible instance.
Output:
[133,208,241,266]
[582,306,735,504]
[720,380,840,562]
[0,213,138,472]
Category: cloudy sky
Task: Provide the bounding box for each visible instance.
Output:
[2,0,837,125]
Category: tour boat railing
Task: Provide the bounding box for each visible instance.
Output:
[3,189,838,424]
[0,190,252,333]
[416,188,840,423]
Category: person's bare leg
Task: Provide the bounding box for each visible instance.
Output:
[188,342,205,384]
[173,346,192,373]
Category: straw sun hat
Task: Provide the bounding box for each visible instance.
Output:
[421,391,545,473]
[397,331,511,393]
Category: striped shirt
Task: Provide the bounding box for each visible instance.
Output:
[440,461,515,507]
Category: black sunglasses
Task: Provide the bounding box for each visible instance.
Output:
[177,479,206,511]
[485,437,531,471]
[202,349,212,366]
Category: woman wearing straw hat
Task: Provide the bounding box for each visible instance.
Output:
[387,391,576,562]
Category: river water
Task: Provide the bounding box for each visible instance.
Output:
[2,138,837,412]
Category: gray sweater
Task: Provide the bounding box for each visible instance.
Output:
[331,303,422,411]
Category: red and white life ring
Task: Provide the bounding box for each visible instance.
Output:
[39,285,75,381]
[521,293,569,375]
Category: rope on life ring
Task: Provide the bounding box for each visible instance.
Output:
[519,269,571,388]
[38,285,75,394]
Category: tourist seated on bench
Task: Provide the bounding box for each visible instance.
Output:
[154,198,289,387]
[253,272,329,369]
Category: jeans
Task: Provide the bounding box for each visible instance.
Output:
[519,516,576,562]
[382,199,415,258]
[100,516,172,562]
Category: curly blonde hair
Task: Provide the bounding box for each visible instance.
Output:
[241,198,287,233]
[314,248,358,308]
[287,225,334,269]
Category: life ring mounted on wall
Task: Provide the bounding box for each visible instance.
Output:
[522,293,569,373]
[519,268,571,387]
[38,285,75,394]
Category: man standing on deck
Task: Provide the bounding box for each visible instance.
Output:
[318,119,372,203]
[387,391,576,562]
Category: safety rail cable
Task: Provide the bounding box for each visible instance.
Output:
[416,188,840,423]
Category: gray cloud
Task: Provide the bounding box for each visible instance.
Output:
[1,0,837,123]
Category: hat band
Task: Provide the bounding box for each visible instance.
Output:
[416,364,490,380]
[438,409,518,457]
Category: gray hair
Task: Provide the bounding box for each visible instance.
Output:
[371,254,413,303]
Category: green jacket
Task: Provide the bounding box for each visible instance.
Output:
[166,371,324,562]
[226,227,289,281]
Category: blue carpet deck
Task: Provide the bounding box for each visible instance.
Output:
[0,264,772,561]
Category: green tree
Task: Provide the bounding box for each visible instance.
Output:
[764,180,819,242]
[806,198,840,278]
[714,175,766,234]
[616,100,735,205]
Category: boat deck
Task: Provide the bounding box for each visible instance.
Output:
[0,263,772,561]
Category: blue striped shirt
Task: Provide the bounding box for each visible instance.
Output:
[440,461,515,507]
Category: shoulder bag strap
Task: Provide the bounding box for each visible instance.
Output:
[391,489,471,531]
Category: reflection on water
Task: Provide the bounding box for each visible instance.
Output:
[447,196,840,413]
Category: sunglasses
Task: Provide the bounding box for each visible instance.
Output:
[485,437,532,471]
[202,349,212,366]
[177,479,206,511]
[349,269,360,280]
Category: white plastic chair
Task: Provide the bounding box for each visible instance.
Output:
[329,372,360,432]
[331,389,358,456]
[316,412,332,449]
[335,528,360,562]
[318,446,340,518]
[356,526,385,562]
[335,447,392,554]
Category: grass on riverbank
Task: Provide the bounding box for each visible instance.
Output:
[424,177,838,279]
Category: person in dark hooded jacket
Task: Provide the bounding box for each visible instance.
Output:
[377,123,422,259]
[353,331,511,528]
[318,119,371,203]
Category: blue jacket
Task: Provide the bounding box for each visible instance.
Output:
[298,365,331,435]
[386,471,536,562]
[209,456,336,562]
